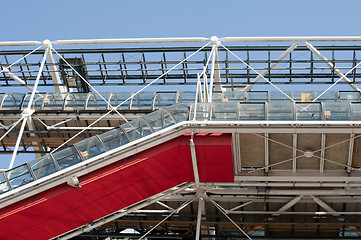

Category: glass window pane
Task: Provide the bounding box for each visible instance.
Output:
[153,92,177,109]
[267,101,294,120]
[131,92,154,109]
[165,103,191,122]
[212,103,238,121]
[323,102,351,120]
[29,155,58,179]
[143,109,176,132]
[75,136,106,160]
[0,172,10,193]
[179,92,196,103]
[239,103,265,120]
[52,147,82,170]
[189,103,210,121]
[340,91,360,102]
[98,128,129,151]
[296,103,322,120]
[121,119,152,142]
[7,164,33,189]
[247,91,268,102]
[352,103,361,120]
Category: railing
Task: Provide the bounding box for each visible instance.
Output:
[1,99,361,195]
[0,91,360,111]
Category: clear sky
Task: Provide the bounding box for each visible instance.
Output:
[2,0,361,41]
[1,0,361,168]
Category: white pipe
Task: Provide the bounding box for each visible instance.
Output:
[52,37,210,45]
[8,117,27,169]
[1,67,37,93]
[0,41,42,46]
[221,36,361,42]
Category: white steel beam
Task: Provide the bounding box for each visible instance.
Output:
[265,133,269,172]
[190,138,200,188]
[293,133,297,172]
[8,48,49,169]
[53,37,210,45]
[0,41,42,46]
[306,42,361,92]
[195,197,204,240]
[43,40,67,92]
[273,195,303,216]
[221,36,361,42]
[1,67,37,93]
[347,133,355,172]
[232,134,242,175]
[320,133,326,172]
[243,42,298,92]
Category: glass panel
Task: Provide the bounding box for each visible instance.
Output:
[340,91,360,102]
[239,103,265,120]
[7,164,33,189]
[165,103,191,123]
[1,93,25,110]
[323,102,351,120]
[121,118,152,142]
[179,92,196,103]
[115,93,132,109]
[75,136,106,160]
[189,103,210,121]
[213,92,245,103]
[29,154,58,179]
[52,146,82,170]
[98,128,129,151]
[267,101,294,120]
[292,91,313,102]
[153,92,177,109]
[0,172,10,193]
[64,93,87,110]
[33,95,45,110]
[296,103,322,120]
[270,91,292,100]
[44,93,66,110]
[131,92,155,109]
[314,91,337,101]
[247,91,268,102]
[352,103,361,120]
[212,103,238,121]
[143,109,176,132]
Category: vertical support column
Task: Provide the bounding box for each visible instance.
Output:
[347,133,355,173]
[43,40,67,93]
[208,36,221,102]
[195,197,204,240]
[293,133,297,172]
[320,133,326,173]
[265,133,269,172]
[190,138,200,188]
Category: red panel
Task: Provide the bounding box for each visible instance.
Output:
[0,134,234,240]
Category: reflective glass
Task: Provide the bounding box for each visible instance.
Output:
[44,93,66,110]
[64,93,87,110]
[292,91,313,102]
[153,93,177,109]
[98,128,129,151]
[143,109,176,132]
[189,103,210,121]
[52,147,82,170]
[270,91,292,100]
[131,92,155,109]
[75,136,106,160]
[247,91,268,102]
[7,164,33,189]
[165,103,191,123]
[115,93,132,109]
[267,101,294,120]
[339,91,360,102]
[121,118,152,141]
[1,93,24,110]
[323,102,351,120]
[296,103,322,121]
[179,92,196,103]
[212,103,238,121]
[352,103,361,120]
[0,172,10,193]
[239,103,265,120]
[29,154,58,179]
[314,91,337,101]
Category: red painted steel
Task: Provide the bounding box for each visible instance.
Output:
[0,134,233,240]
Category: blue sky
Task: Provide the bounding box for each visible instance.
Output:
[2,0,361,168]
[2,0,361,41]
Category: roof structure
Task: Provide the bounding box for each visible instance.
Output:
[1,37,361,239]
